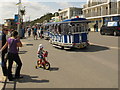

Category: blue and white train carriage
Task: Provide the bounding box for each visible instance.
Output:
[44,18,90,49]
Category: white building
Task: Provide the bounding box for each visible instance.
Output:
[83,0,120,31]
[58,7,83,21]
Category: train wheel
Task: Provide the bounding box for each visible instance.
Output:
[43,62,50,70]
[61,46,64,49]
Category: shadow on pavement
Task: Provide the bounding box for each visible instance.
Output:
[16,74,49,83]
[18,51,28,54]
[66,45,110,52]
[26,44,33,46]
[49,67,59,71]
[3,75,49,90]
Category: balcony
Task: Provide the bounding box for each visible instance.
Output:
[118,1,120,14]
[102,9,109,15]
[83,4,88,8]
[84,13,91,17]
[118,8,120,14]
[110,8,117,14]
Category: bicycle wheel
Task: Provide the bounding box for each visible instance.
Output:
[37,61,42,68]
[43,62,50,70]
[35,66,38,69]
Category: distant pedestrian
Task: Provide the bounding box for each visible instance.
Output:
[94,24,97,32]
[32,26,34,36]
[27,27,31,37]
[40,26,44,39]
[0,30,23,81]
[38,29,41,38]
[94,23,98,32]
[33,26,38,40]
[21,27,25,38]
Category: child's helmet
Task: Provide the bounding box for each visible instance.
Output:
[39,44,43,48]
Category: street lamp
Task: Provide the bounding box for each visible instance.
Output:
[17,0,25,38]
[17,0,21,37]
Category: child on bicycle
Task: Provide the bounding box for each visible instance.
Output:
[37,44,48,62]
[36,44,50,70]
[37,44,44,60]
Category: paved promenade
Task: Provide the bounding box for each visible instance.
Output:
[0,32,118,89]
[0,61,6,90]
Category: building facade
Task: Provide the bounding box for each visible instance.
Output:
[83,0,120,31]
[58,7,83,21]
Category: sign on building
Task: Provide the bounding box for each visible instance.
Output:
[14,14,18,22]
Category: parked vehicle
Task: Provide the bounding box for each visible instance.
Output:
[100,21,120,36]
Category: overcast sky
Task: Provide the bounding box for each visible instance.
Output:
[0,0,87,24]
[1,0,119,24]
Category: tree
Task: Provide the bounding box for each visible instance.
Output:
[28,13,54,26]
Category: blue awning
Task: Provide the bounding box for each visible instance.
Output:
[62,18,87,22]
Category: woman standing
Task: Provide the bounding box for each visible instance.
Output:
[1,30,23,81]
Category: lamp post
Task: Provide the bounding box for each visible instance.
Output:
[17,0,21,37]
[17,0,25,38]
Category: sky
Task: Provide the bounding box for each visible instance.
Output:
[0,0,87,24]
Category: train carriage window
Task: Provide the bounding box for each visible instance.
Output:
[65,24,69,34]
[60,24,64,34]
[80,24,84,32]
[85,23,89,32]
[62,24,64,34]
[68,23,73,33]
[54,24,57,34]
[78,23,82,32]
[70,23,75,33]
[57,24,61,34]
[83,23,87,32]
[49,25,53,32]
[68,24,72,34]
[61,24,66,34]
[76,24,80,32]
[52,25,55,33]
[79,24,81,32]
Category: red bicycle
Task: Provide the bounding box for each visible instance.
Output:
[35,51,50,70]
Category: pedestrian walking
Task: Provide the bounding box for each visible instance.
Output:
[94,23,98,32]
[27,27,31,37]
[1,28,9,76]
[21,26,25,38]
[31,26,35,36]
[38,26,41,38]
[94,24,97,32]
[40,26,44,39]
[0,30,23,81]
[33,26,38,40]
